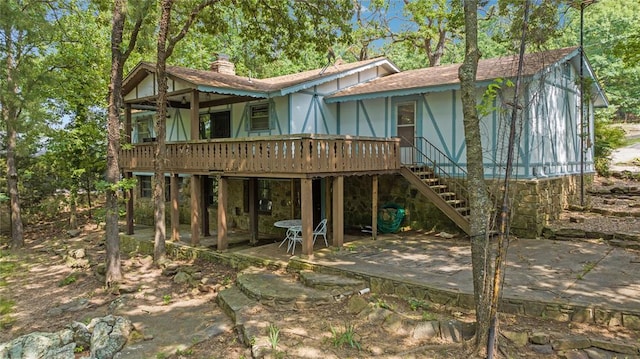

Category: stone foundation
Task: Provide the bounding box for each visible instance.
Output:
[131,173,593,238]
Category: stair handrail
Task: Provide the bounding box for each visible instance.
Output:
[400,136,469,204]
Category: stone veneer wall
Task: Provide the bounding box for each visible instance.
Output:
[344,174,460,233]
[132,173,592,238]
[507,173,593,237]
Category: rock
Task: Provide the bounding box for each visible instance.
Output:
[412,321,440,340]
[68,248,86,259]
[67,229,82,238]
[555,228,586,238]
[558,350,589,359]
[347,295,368,315]
[552,336,591,350]
[162,264,180,277]
[530,332,550,345]
[530,344,554,354]
[584,347,618,359]
[382,312,407,335]
[65,256,90,269]
[0,330,75,359]
[590,339,639,355]
[88,315,133,359]
[502,330,529,347]
[569,216,585,223]
[173,271,192,284]
[440,320,463,343]
[68,322,92,350]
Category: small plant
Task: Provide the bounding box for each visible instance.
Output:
[175,348,194,356]
[156,352,166,359]
[162,294,171,305]
[373,296,393,310]
[408,298,429,311]
[577,261,596,280]
[58,273,78,287]
[74,345,85,353]
[268,323,280,350]
[222,275,232,286]
[422,311,437,321]
[330,323,361,351]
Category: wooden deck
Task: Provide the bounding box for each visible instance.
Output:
[119,134,401,177]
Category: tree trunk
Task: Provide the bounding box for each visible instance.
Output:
[152,0,173,263]
[459,0,494,356]
[104,0,127,286]
[2,28,24,249]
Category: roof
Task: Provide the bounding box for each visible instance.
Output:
[325,47,607,107]
[122,57,400,99]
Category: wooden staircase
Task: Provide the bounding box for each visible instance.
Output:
[399,137,471,235]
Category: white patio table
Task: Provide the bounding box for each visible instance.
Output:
[274,219,302,254]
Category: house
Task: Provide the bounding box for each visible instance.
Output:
[120,47,607,254]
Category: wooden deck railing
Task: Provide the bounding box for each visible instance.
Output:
[120,134,401,176]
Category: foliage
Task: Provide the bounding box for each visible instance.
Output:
[58,273,78,287]
[593,109,626,175]
[267,323,280,350]
[330,323,361,350]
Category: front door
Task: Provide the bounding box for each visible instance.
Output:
[397,102,416,164]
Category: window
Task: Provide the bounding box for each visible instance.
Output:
[249,103,270,131]
[397,102,416,147]
[135,116,154,143]
[138,176,152,198]
[243,179,272,214]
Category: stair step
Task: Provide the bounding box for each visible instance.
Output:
[429,184,448,191]
[439,192,457,199]
[236,267,334,307]
[446,199,466,206]
[299,270,367,296]
[421,177,440,184]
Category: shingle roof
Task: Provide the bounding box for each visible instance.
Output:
[325,47,580,101]
[123,57,398,97]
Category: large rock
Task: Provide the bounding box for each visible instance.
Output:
[87,315,133,359]
[0,330,75,359]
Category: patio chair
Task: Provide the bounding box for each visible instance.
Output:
[286,225,303,255]
[313,219,328,247]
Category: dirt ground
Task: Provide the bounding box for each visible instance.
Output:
[1,176,639,359]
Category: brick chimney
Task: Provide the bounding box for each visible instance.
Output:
[210,53,235,75]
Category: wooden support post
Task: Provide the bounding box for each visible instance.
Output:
[202,177,210,237]
[372,175,378,240]
[332,176,344,247]
[248,178,259,245]
[170,173,180,241]
[217,176,228,251]
[301,178,314,256]
[190,91,200,140]
[290,179,296,219]
[125,172,134,235]
[190,174,201,246]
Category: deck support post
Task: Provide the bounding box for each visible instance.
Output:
[125,172,134,235]
[190,174,201,246]
[372,175,378,240]
[170,173,180,241]
[332,176,344,247]
[301,178,314,256]
[202,177,210,237]
[248,178,259,245]
[217,176,228,251]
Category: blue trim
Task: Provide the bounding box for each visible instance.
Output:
[197,85,267,99]
[384,98,389,137]
[336,102,341,134]
[315,96,330,133]
[269,98,278,135]
[491,98,498,161]
[288,95,293,134]
[356,100,360,134]
[301,94,314,132]
[358,101,376,136]
[423,96,452,159]
[522,87,530,177]
[235,103,249,137]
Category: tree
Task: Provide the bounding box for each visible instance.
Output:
[1,1,70,248]
[105,0,151,286]
[458,1,494,355]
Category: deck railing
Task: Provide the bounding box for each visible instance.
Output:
[120,134,401,175]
